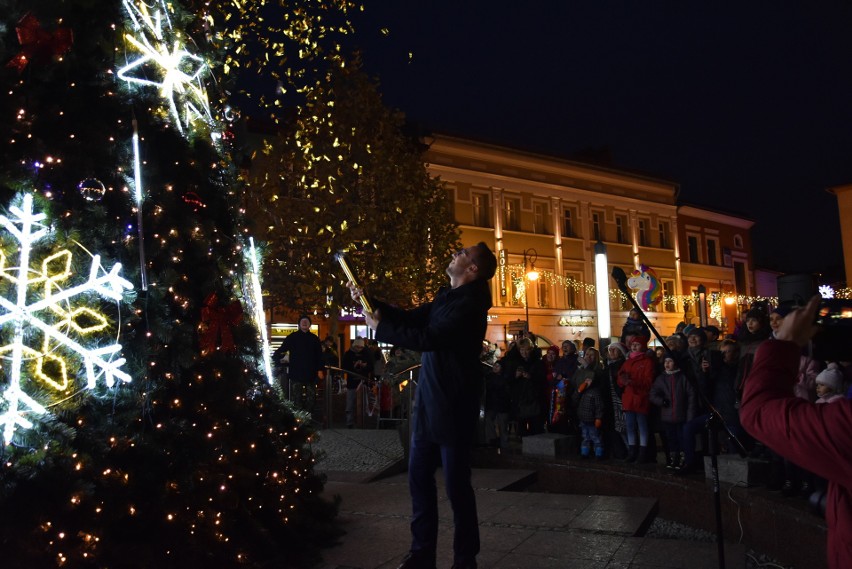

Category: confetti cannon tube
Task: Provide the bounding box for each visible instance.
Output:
[335,253,373,314]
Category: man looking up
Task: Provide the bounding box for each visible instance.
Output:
[348,242,497,569]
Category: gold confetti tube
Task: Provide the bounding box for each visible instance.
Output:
[335,253,373,314]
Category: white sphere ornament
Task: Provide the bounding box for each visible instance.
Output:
[78,178,106,202]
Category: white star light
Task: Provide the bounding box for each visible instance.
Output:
[118,0,214,135]
[0,194,134,444]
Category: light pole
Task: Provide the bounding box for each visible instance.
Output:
[594,241,611,344]
[523,248,538,333]
[697,284,708,327]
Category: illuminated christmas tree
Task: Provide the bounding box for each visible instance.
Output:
[0,0,340,566]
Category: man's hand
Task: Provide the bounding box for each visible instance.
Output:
[775,295,821,347]
[347,281,380,331]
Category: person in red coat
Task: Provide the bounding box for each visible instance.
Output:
[617,334,657,463]
[740,295,852,569]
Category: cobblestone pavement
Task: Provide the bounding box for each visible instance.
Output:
[312,427,404,474]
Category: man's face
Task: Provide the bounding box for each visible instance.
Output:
[664,358,676,371]
[298,318,311,333]
[562,342,575,355]
[446,246,475,279]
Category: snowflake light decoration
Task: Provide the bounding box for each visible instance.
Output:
[0,194,133,444]
[819,284,835,299]
[117,0,214,135]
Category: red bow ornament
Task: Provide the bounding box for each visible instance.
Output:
[7,12,74,73]
[198,292,243,356]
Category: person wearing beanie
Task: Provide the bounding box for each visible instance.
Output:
[816,364,846,404]
[650,354,697,471]
[272,315,323,413]
[617,334,656,463]
[572,348,606,459]
[620,308,651,345]
[342,337,375,428]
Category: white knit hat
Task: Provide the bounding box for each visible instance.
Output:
[816,364,845,393]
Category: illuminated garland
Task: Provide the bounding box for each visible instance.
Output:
[0,194,133,444]
[502,264,849,312]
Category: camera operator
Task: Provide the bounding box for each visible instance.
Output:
[740,295,852,569]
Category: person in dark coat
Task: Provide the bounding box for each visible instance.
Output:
[272,315,323,412]
[348,242,497,569]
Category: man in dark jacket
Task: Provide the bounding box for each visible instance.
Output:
[348,242,497,569]
[272,315,323,412]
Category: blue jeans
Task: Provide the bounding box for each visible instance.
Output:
[408,436,480,564]
[624,411,649,446]
[580,422,603,455]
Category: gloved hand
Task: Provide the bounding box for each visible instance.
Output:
[594,418,602,429]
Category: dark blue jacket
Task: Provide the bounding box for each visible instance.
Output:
[272,330,323,383]
[372,278,492,444]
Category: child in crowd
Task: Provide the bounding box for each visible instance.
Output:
[816,364,846,404]
[572,348,605,459]
[650,354,697,470]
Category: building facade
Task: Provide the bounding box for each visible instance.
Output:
[425,135,755,350]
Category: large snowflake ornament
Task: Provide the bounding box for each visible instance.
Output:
[0,194,133,444]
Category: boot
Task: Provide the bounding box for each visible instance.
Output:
[625,444,638,463]
[666,452,679,470]
[637,446,649,464]
[580,444,591,458]
[594,446,605,460]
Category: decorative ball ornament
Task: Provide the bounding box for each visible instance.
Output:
[77,178,106,202]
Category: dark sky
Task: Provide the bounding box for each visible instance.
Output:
[350,1,852,279]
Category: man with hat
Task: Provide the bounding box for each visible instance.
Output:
[272,315,323,413]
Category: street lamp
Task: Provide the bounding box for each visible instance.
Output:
[697,284,708,327]
[594,241,611,343]
[523,248,538,333]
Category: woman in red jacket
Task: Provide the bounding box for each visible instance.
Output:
[617,335,657,463]
[740,296,852,569]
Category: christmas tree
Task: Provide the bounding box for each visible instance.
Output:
[0,0,340,567]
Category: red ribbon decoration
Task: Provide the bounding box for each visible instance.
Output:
[7,12,74,73]
[198,292,243,356]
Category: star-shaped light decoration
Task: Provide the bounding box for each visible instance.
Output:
[819,284,835,299]
[117,0,214,136]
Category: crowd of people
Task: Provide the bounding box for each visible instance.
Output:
[482,304,852,495]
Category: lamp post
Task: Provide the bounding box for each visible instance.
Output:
[594,241,611,343]
[523,248,538,333]
[697,284,708,327]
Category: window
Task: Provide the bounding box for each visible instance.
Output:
[504,197,520,231]
[706,237,719,266]
[687,234,701,263]
[533,202,548,234]
[592,212,602,241]
[662,280,676,312]
[564,273,582,309]
[537,280,549,307]
[472,192,490,227]
[563,208,574,237]
[638,219,648,246]
[615,216,626,244]
[734,234,744,249]
[658,221,670,248]
[611,289,631,312]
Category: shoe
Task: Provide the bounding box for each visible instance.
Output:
[451,561,477,569]
[800,481,812,498]
[781,480,796,497]
[396,551,436,569]
[625,444,638,463]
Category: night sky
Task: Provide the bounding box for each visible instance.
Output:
[349,2,852,279]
